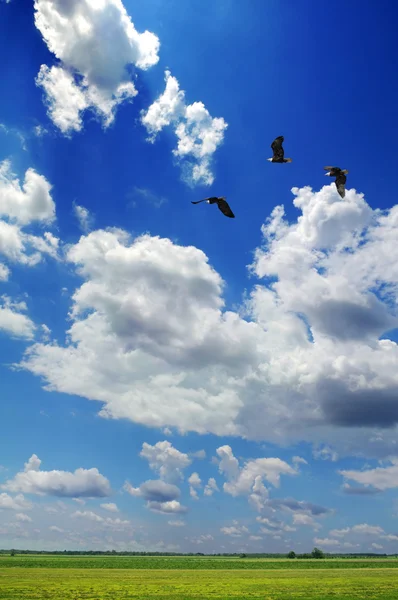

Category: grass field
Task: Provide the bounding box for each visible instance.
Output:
[1,557,398,599]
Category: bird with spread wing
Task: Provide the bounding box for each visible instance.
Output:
[191,197,235,218]
[324,166,349,198]
[267,136,292,163]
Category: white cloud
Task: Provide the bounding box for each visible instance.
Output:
[73,203,93,232]
[18,185,398,460]
[339,459,398,491]
[49,525,64,533]
[314,537,339,547]
[100,502,119,513]
[140,441,191,483]
[34,0,160,134]
[192,450,206,459]
[168,520,185,527]
[313,445,338,462]
[0,263,10,281]
[330,524,384,537]
[372,543,383,549]
[216,445,297,511]
[204,477,219,496]
[220,525,249,538]
[0,160,55,225]
[72,510,104,523]
[124,479,187,514]
[292,514,321,530]
[2,454,111,497]
[72,510,130,529]
[188,472,201,500]
[292,456,308,466]
[330,527,350,538]
[0,296,36,339]
[351,524,384,536]
[0,161,58,276]
[141,70,227,186]
[147,500,187,514]
[15,513,32,522]
[0,493,32,511]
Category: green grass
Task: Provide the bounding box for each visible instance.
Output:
[2,555,398,569]
[1,567,398,599]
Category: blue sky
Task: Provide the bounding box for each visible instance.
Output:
[1,0,398,554]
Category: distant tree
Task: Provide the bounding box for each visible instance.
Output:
[287,551,296,559]
[10,550,15,557]
[312,547,324,559]
[240,553,247,558]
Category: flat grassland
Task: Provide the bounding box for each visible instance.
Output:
[1,556,398,599]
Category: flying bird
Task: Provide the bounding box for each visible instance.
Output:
[324,166,349,198]
[267,136,292,163]
[191,197,235,218]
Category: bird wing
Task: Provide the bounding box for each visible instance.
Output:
[324,166,338,171]
[191,198,210,204]
[217,199,235,218]
[271,136,284,159]
[335,173,346,198]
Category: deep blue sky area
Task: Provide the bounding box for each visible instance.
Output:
[0,0,398,554]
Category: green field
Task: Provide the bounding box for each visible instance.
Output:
[1,556,398,599]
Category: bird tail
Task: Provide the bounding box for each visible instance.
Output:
[285,158,292,163]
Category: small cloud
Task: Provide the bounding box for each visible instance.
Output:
[15,513,32,522]
[100,502,119,513]
[168,520,185,527]
[191,450,206,459]
[33,125,48,137]
[73,202,93,232]
[292,456,308,466]
[312,445,338,462]
[128,187,167,209]
[204,477,219,497]
[49,526,64,533]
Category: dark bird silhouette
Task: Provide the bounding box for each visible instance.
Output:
[267,136,292,163]
[324,166,349,198]
[191,197,235,218]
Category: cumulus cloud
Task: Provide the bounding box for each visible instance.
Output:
[140,441,191,483]
[124,479,187,514]
[0,160,55,225]
[0,493,32,511]
[0,296,36,339]
[188,472,201,499]
[34,0,159,134]
[17,184,398,460]
[0,160,58,276]
[72,510,130,529]
[220,525,249,537]
[314,537,339,547]
[216,445,297,511]
[204,477,219,496]
[141,70,227,186]
[2,454,111,497]
[339,459,398,491]
[15,513,32,522]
